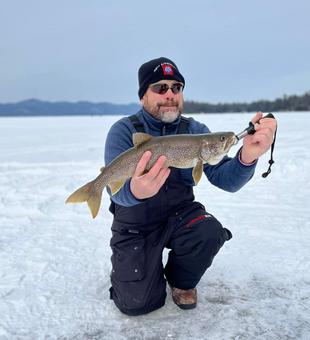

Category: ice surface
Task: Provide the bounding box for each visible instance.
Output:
[0,113,309,339]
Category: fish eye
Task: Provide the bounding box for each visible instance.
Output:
[220,136,226,141]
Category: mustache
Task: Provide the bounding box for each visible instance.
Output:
[158,101,179,107]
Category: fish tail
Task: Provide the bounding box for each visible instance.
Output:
[65,181,102,219]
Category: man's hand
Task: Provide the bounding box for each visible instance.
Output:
[130,151,171,200]
[241,112,278,164]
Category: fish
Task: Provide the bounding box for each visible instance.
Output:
[66,131,236,218]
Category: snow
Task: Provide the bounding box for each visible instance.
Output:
[0,112,309,340]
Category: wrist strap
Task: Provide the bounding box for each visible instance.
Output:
[262,125,277,178]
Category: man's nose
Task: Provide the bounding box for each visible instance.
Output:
[165,88,175,99]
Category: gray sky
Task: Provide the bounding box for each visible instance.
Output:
[1,0,309,105]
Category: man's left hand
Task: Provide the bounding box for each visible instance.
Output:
[240,111,278,164]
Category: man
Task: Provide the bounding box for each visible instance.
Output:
[104,57,277,316]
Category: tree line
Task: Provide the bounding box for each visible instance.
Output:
[1,91,309,117]
[183,91,310,113]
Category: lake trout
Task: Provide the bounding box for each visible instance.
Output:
[66,131,236,218]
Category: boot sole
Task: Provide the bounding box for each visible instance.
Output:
[172,297,197,310]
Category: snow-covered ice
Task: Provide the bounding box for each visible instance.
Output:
[0,112,309,340]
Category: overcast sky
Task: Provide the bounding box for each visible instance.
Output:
[1,0,309,105]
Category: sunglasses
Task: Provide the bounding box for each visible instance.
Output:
[149,82,184,95]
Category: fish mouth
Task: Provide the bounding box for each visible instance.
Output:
[233,135,239,145]
[224,136,237,152]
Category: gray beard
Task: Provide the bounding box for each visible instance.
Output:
[158,108,181,123]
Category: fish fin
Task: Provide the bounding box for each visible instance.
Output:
[192,160,203,185]
[65,181,102,219]
[100,166,106,172]
[108,180,126,195]
[133,133,153,149]
[87,192,102,219]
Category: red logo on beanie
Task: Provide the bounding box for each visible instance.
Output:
[162,65,173,75]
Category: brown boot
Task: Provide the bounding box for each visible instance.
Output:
[170,285,197,310]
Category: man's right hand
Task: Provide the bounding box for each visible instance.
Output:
[130,151,171,200]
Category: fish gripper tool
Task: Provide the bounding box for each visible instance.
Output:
[234,112,277,178]
[235,112,275,142]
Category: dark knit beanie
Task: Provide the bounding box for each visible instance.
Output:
[138,57,185,99]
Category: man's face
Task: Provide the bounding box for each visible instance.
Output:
[141,80,184,123]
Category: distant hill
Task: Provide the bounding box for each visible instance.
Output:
[1,91,309,117]
[0,99,141,117]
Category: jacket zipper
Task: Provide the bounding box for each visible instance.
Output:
[162,124,168,205]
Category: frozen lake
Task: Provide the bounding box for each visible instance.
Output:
[0,112,309,339]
